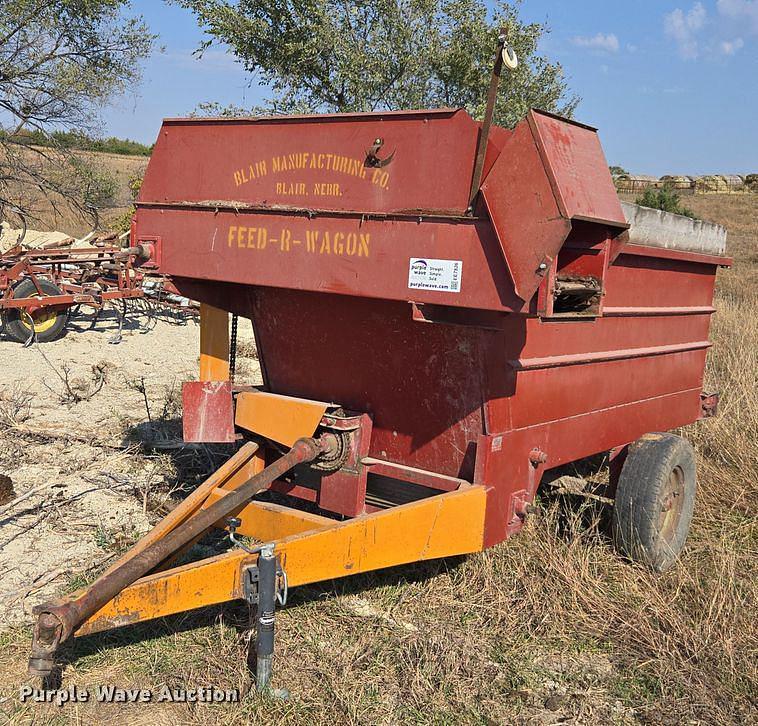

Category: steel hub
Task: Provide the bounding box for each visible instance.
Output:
[658,465,685,543]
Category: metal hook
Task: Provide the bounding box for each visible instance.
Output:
[227,517,265,555]
[365,137,396,168]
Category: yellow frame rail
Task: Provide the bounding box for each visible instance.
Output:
[75,484,487,637]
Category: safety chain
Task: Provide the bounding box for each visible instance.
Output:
[229,313,239,383]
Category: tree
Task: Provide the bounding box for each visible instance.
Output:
[174,0,578,128]
[0,0,155,229]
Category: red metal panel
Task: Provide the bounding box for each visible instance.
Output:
[317,413,373,516]
[622,243,730,268]
[482,249,718,433]
[475,387,703,547]
[141,110,480,216]
[182,381,235,443]
[503,349,709,430]
[135,207,521,312]
[528,111,627,227]
[480,110,627,303]
[604,253,718,308]
[139,107,725,525]
[247,288,487,480]
[515,314,714,360]
[480,118,572,302]
[173,243,722,489]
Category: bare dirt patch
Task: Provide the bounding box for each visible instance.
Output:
[0,308,260,628]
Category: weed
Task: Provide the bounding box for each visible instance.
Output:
[0,383,33,428]
[636,183,697,219]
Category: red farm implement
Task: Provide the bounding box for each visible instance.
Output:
[28,38,730,690]
[0,242,154,343]
[0,239,196,343]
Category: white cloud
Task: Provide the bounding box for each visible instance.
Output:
[720,37,745,53]
[717,0,758,34]
[571,33,620,53]
[664,2,707,59]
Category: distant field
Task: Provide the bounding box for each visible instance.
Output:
[16,150,148,237]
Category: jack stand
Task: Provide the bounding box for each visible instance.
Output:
[246,544,289,699]
[255,544,276,690]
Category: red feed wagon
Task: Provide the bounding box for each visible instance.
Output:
[29,56,729,686]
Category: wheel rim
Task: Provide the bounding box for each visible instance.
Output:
[658,465,685,543]
[19,307,58,334]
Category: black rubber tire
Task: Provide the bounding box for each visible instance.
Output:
[612,433,697,573]
[4,278,68,343]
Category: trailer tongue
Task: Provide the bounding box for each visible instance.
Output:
[29,59,729,686]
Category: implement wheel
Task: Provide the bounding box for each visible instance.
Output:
[612,433,696,573]
[4,278,68,343]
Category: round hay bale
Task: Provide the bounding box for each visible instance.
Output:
[695,175,727,193]
[660,175,694,190]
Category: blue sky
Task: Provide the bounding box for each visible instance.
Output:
[102,0,758,176]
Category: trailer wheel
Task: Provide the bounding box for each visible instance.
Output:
[612,433,696,572]
[4,278,68,343]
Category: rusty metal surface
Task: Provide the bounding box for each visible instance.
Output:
[700,392,719,418]
[468,30,508,209]
[182,380,235,443]
[0,243,188,323]
[0,248,139,316]
[659,465,686,544]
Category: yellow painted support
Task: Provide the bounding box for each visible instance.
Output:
[235,390,329,447]
[279,485,487,587]
[75,553,244,636]
[75,486,487,637]
[207,497,335,540]
[199,303,230,381]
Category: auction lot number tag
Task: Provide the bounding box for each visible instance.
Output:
[408,258,462,293]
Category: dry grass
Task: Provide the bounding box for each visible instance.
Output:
[0,195,755,725]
